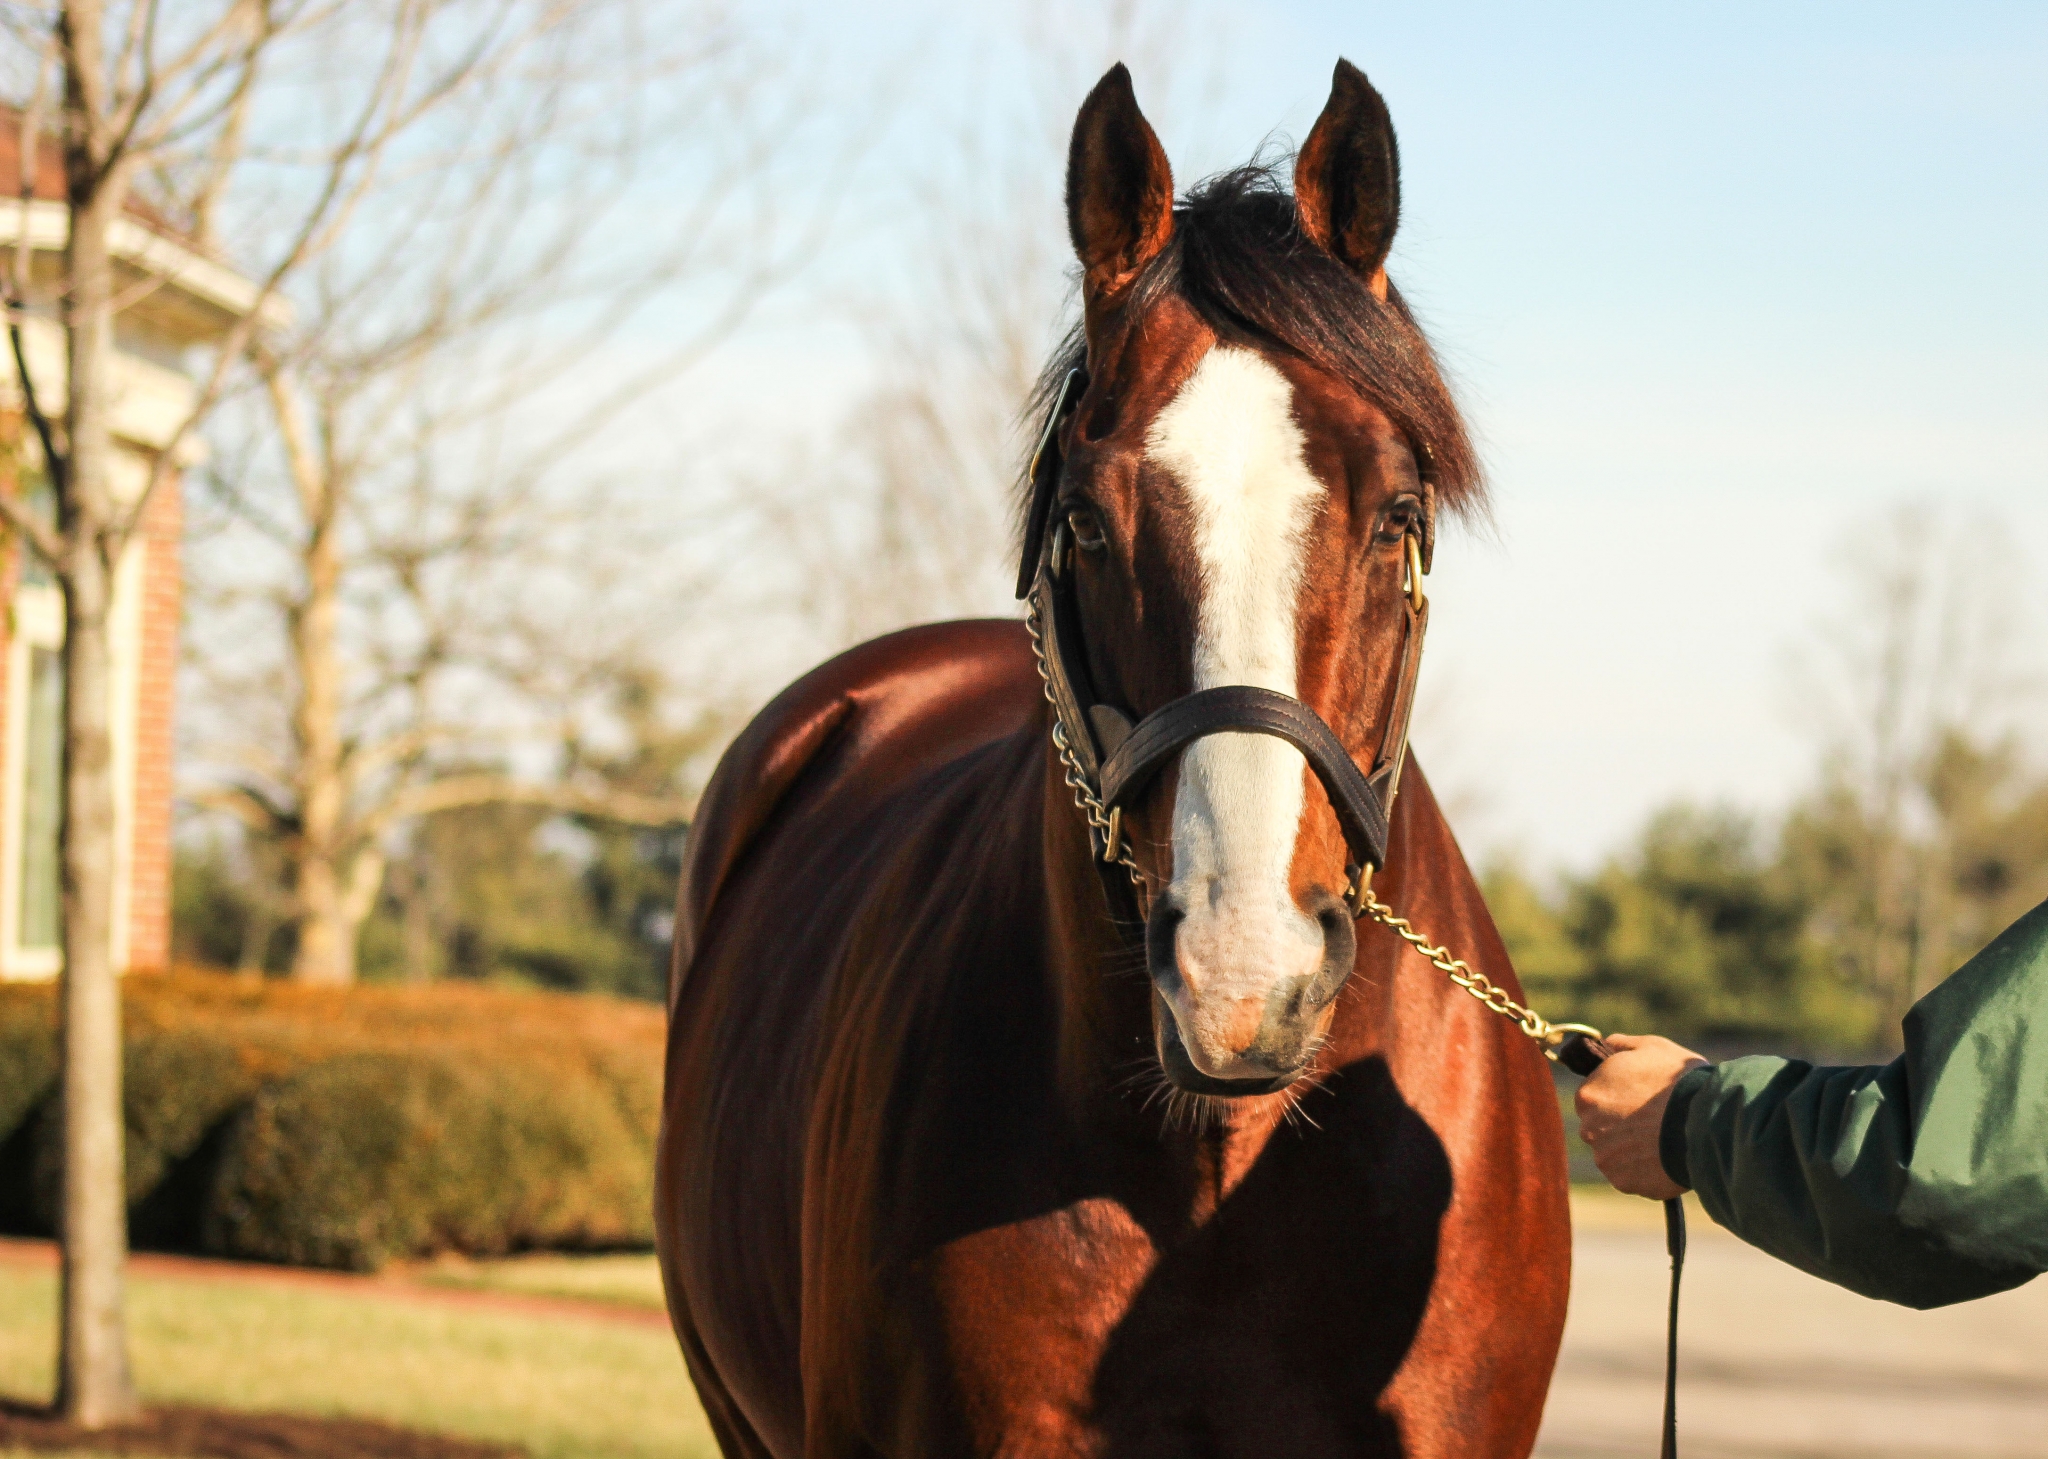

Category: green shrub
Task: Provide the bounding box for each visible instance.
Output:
[0,986,57,1133]
[206,1051,654,1270]
[21,1027,260,1242]
[0,986,57,1231]
[0,972,663,1269]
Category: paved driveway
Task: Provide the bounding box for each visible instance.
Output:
[1540,1194,2048,1458]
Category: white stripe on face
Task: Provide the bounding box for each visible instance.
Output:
[1143,346,1328,1071]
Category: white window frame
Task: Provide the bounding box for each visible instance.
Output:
[0,539,143,980]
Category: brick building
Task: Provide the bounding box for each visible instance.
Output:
[0,127,276,980]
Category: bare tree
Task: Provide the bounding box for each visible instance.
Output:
[764,0,1231,653]
[182,2,822,983]
[1784,502,2045,1037]
[0,0,693,1422]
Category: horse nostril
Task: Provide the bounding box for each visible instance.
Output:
[1305,889,1357,1009]
[1145,895,1186,997]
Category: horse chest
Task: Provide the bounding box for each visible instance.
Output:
[886,1099,1463,1455]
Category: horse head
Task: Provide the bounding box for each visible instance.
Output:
[1032,61,1484,1097]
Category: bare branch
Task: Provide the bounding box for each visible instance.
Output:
[184,779,298,835]
[4,322,68,564]
[110,3,532,553]
[370,774,694,838]
[184,15,258,248]
[11,36,50,307]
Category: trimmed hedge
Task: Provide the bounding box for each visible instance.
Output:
[0,972,664,1270]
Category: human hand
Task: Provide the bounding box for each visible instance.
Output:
[1574,1033,1709,1201]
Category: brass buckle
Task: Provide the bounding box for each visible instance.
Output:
[1345,862,1374,917]
[1403,532,1426,613]
[1540,1023,1605,1061]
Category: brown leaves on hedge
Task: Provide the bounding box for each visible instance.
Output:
[0,973,664,1269]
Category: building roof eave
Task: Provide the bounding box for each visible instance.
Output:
[0,199,290,340]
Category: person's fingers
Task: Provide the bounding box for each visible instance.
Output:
[1574,1084,1612,1141]
[1590,1137,1685,1201]
[1606,1032,1709,1067]
[1569,1033,1706,1200]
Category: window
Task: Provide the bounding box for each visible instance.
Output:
[18,469,55,588]
[18,646,60,949]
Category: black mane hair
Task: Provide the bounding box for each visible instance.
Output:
[1022,161,1485,529]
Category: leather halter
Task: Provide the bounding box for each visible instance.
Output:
[1018,367,1436,923]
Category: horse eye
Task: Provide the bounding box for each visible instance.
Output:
[1065,505,1107,551]
[1376,494,1422,545]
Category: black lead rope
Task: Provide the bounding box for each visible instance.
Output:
[1556,1033,1683,1459]
[1660,1197,1685,1459]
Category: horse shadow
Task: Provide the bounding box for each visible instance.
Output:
[1086,1056,1451,1457]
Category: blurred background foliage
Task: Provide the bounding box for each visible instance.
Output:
[173,789,682,999]
[177,805,678,997]
[1491,728,2048,1057]
[174,671,698,1000]
[1489,507,2048,1059]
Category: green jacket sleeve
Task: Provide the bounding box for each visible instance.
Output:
[1660,898,2048,1308]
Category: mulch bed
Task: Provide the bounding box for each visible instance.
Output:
[0,1398,524,1459]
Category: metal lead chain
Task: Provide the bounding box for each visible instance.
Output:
[1353,884,1595,1055]
[1025,597,1147,889]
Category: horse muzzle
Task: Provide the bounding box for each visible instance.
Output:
[1146,890,1356,1095]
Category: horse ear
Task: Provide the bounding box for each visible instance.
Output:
[1066,64,1174,307]
[1295,60,1400,301]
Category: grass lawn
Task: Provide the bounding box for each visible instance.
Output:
[416,1254,668,1311]
[0,1265,717,1459]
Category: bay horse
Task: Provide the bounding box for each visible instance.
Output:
[658,60,1571,1458]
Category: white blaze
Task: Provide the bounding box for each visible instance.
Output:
[1144,346,1327,1072]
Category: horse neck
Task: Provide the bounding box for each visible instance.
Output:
[1033,739,1161,1103]
[1340,758,1509,1066]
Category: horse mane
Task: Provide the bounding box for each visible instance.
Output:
[1020,161,1486,536]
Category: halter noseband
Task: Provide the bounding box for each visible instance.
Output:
[1019,366,1435,929]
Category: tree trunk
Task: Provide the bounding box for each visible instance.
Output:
[291,851,354,983]
[53,10,140,1417]
[284,394,351,984]
[56,520,133,1426]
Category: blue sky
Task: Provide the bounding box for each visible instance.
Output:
[688,1,2048,867]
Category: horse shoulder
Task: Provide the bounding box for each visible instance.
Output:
[671,618,1037,1009]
